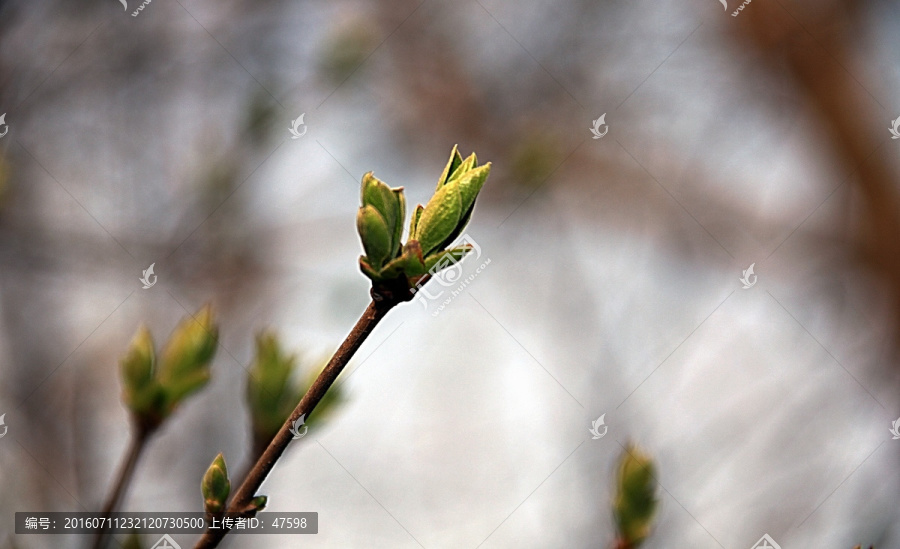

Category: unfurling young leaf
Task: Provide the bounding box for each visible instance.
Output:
[613,443,658,549]
[157,306,218,414]
[201,453,231,515]
[158,307,217,391]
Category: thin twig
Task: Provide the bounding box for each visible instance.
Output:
[91,424,152,549]
[193,299,395,549]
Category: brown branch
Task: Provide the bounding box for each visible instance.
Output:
[193,298,397,549]
[738,1,900,347]
[91,424,152,549]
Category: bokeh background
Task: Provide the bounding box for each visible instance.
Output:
[2,0,900,547]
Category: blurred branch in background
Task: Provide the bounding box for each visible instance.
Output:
[0,0,283,534]
[739,0,900,349]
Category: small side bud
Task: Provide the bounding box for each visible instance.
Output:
[248,495,268,513]
[201,452,231,515]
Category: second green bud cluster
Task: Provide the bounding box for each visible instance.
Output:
[613,444,659,548]
[120,307,218,432]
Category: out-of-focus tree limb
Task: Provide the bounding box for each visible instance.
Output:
[738,0,900,344]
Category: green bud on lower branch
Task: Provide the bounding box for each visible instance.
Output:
[118,306,218,432]
[248,496,268,513]
[613,444,658,548]
[202,453,231,515]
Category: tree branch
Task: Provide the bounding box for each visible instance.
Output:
[91,424,152,549]
[193,298,396,548]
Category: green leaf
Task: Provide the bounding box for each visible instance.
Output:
[158,306,218,386]
[356,205,392,268]
[454,163,490,217]
[436,145,463,189]
[415,183,462,256]
[432,163,491,251]
[376,241,425,280]
[358,257,381,280]
[423,246,472,272]
[361,173,398,245]
[448,153,477,184]
[391,187,405,256]
[121,326,155,404]
[408,204,424,240]
[162,370,211,410]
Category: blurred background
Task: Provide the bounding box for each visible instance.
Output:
[1,0,900,547]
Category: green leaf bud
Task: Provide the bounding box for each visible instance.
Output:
[120,326,155,407]
[249,495,268,513]
[613,444,658,548]
[158,306,218,408]
[201,452,231,515]
[356,205,392,269]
